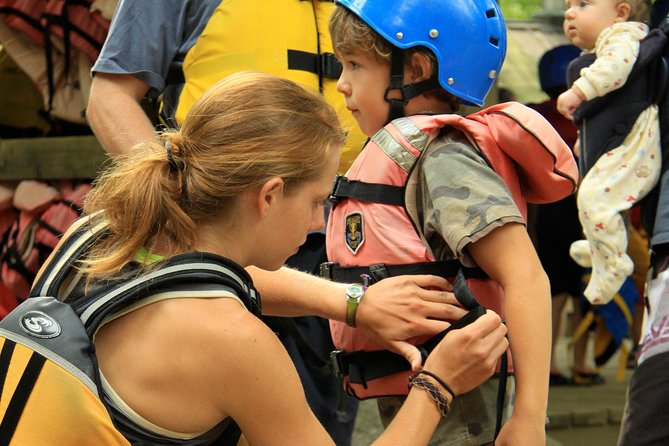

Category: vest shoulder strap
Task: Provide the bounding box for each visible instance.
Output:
[29,213,108,299]
[331,102,579,208]
[76,250,262,336]
[29,215,262,336]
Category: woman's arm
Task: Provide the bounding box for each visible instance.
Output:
[248,266,467,370]
[212,306,507,446]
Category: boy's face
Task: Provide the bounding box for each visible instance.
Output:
[563,0,626,50]
[335,49,392,137]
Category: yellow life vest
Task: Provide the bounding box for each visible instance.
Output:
[175,0,365,173]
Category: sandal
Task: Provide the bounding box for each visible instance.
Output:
[549,372,570,386]
[571,370,605,386]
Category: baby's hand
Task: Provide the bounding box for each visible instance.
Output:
[556,87,584,121]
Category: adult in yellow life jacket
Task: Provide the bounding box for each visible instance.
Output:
[87,1,366,444]
[88,0,365,172]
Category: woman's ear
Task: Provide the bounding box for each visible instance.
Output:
[256,177,284,218]
[406,52,432,84]
[615,2,631,22]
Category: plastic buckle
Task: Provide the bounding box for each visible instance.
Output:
[328,175,346,204]
[330,350,347,378]
[320,52,343,79]
[320,262,334,280]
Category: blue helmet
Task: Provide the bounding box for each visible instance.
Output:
[538,45,581,93]
[335,0,507,106]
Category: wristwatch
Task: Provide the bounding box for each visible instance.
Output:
[345,284,365,327]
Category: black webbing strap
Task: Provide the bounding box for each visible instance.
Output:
[385,47,407,122]
[328,266,507,440]
[330,305,486,384]
[0,351,47,445]
[320,259,487,285]
[494,351,509,442]
[328,175,405,207]
[287,50,343,79]
[330,268,487,383]
[0,340,16,401]
[453,269,509,445]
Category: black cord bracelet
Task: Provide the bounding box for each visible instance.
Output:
[408,371,451,418]
[417,369,456,401]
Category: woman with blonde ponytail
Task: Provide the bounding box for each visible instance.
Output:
[30,72,508,445]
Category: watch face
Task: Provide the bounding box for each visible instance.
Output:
[347,284,364,300]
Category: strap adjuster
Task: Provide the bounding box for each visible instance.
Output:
[320,261,334,280]
[330,350,348,378]
[320,53,343,79]
[328,175,347,204]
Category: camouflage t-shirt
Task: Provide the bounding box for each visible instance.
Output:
[415,130,524,267]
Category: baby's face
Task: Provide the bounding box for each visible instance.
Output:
[563,0,624,50]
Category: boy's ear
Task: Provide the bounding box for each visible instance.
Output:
[615,2,631,21]
[256,177,284,217]
[407,52,432,83]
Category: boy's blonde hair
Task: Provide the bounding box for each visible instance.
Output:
[329,6,459,108]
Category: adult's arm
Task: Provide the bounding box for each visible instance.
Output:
[87,73,157,155]
[221,305,507,446]
[248,266,467,370]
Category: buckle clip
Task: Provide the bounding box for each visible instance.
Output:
[330,350,347,378]
[320,262,334,280]
[328,175,346,204]
[320,52,343,79]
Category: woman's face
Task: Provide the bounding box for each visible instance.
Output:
[251,148,340,271]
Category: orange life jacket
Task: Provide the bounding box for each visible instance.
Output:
[324,102,579,398]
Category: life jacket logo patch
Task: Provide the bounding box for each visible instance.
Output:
[345,212,364,254]
[20,310,61,339]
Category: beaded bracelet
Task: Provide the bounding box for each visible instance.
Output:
[408,371,452,418]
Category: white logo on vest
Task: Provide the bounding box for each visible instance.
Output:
[20,311,62,339]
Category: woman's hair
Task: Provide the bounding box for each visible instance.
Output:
[329,6,459,108]
[82,71,344,277]
[625,0,650,23]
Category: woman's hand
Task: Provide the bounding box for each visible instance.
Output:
[423,310,508,396]
[356,274,466,370]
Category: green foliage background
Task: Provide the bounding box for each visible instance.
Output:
[500,0,544,20]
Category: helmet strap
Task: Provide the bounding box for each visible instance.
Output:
[384,47,407,122]
[384,47,442,122]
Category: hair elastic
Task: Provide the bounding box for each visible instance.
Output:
[165,139,179,172]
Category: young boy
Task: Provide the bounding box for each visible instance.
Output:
[558,0,660,304]
[325,1,553,445]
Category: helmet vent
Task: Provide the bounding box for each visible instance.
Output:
[489,36,499,47]
[485,9,496,18]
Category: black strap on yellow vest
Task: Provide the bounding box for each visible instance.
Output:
[287,50,342,79]
[0,340,15,399]
[0,340,47,446]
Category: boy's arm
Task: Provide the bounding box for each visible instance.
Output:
[248,266,467,370]
[467,222,551,445]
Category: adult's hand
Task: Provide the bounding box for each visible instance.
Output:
[355,274,466,370]
[424,310,508,396]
